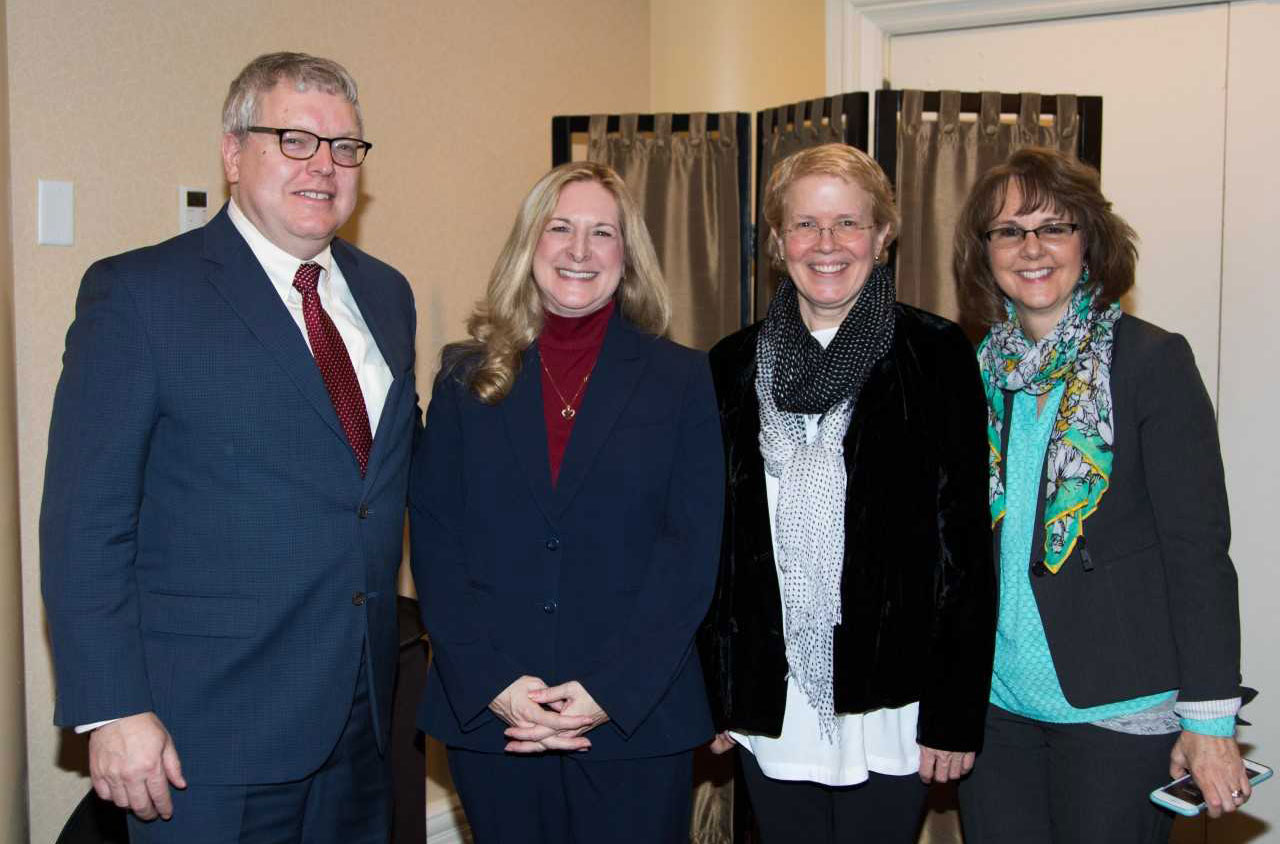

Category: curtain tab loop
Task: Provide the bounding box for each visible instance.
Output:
[901,90,923,138]
[979,91,1001,138]
[588,114,609,157]
[939,90,962,136]
[1054,95,1079,154]
[687,113,706,147]
[764,107,780,141]
[828,95,845,140]
[807,97,825,139]
[619,113,640,148]
[717,112,736,148]
[1017,93,1042,145]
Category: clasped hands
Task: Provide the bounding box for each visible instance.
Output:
[490,675,609,753]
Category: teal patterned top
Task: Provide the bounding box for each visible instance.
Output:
[990,384,1174,722]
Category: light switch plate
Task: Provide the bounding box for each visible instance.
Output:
[38,179,74,246]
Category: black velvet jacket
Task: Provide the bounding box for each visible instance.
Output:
[697,303,997,752]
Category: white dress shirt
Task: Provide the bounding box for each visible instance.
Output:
[227,199,393,433]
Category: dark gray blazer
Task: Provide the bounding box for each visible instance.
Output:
[997,314,1241,706]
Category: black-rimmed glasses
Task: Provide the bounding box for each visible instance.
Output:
[984,222,1080,248]
[247,127,372,167]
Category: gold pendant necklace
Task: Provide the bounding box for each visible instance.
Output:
[542,362,592,420]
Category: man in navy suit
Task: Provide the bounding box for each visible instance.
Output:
[40,52,417,842]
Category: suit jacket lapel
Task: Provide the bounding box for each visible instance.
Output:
[503,346,557,525]
[552,315,647,518]
[200,208,351,452]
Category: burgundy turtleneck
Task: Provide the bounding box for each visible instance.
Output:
[539,300,614,486]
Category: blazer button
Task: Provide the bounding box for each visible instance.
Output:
[543,601,558,614]
[352,592,367,606]
[545,538,560,551]
[1030,560,1049,578]
[357,504,370,519]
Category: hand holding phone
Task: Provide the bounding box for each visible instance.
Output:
[1151,759,1272,817]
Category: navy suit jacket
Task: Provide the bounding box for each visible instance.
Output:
[411,313,724,759]
[40,206,418,784]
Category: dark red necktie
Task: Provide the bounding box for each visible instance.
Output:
[293,262,372,476]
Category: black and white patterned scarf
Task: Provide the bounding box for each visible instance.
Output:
[755,265,896,740]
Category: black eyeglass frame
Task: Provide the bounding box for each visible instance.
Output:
[983,222,1081,244]
[246,126,372,167]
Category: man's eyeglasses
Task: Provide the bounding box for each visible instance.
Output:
[247,127,372,167]
[984,222,1080,248]
[782,219,877,247]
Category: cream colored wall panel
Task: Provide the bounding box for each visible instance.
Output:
[8,2,650,838]
[887,4,1228,400]
[1217,2,1280,841]
[651,0,826,113]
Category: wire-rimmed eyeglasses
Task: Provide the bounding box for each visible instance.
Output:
[782,219,877,247]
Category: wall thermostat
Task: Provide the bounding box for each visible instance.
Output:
[179,187,208,233]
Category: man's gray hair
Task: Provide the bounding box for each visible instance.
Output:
[222,52,362,137]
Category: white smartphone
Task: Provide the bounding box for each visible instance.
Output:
[1150,759,1273,816]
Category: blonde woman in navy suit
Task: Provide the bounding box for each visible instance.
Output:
[411,161,723,843]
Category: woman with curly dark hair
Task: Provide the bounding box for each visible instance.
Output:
[954,147,1249,842]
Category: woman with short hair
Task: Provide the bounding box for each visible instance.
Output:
[698,143,996,843]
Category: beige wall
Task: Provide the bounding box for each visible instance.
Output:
[1217,2,1280,840]
[0,1,28,839]
[651,0,826,114]
[8,2,649,839]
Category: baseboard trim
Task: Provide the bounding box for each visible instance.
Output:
[426,795,472,844]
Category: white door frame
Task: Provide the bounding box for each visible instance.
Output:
[825,0,1226,92]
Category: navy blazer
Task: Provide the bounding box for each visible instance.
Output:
[40,206,418,784]
[997,314,1241,706]
[411,313,724,759]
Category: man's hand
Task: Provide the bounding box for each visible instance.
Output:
[506,680,609,753]
[89,712,186,821]
[918,745,975,784]
[491,676,595,753]
[1171,731,1250,818]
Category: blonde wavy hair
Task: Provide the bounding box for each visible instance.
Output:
[444,161,671,404]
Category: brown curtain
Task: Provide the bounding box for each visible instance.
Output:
[587,113,742,351]
[894,91,1079,337]
[755,97,850,319]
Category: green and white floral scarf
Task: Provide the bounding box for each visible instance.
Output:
[978,276,1121,574]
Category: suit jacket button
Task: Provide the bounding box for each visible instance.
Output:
[357,504,370,519]
[543,601,557,614]
[1030,560,1048,578]
[352,592,367,606]
[545,538,560,551]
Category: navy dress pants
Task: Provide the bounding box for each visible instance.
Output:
[447,746,693,843]
[127,654,391,844]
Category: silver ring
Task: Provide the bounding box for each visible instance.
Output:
[1231,789,1244,800]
